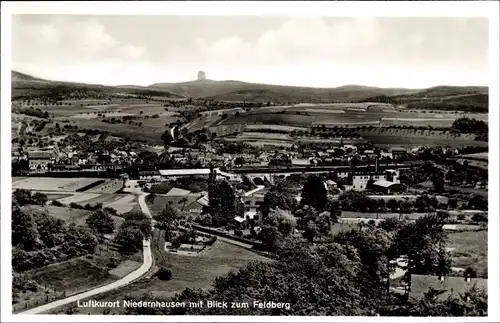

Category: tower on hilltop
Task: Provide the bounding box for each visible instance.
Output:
[197,71,206,81]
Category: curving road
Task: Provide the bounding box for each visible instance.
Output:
[19,191,153,315]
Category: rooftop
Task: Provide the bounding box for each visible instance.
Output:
[373,180,400,188]
[165,187,192,197]
[27,151,53,159]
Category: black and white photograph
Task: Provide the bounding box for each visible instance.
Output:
[1,1,499,322]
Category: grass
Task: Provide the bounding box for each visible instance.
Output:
[37,205,125,236]
[447,230,488,277]
[341,211,427,220]
[359,129,488,148]
[330,222,361,236]
[77,193,124,206]
[108,260,143,278]
[24,258,118,296]
[14,246,143,314]
[43,193,74,201]
[104,194,137,214]
[12,177,105,192]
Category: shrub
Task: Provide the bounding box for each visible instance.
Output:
[107,256,121,269]
[234,230,243,237]
[69,202,84,210]
[206,237,217,246]
[156,267,172,281]
[51,200,64,207]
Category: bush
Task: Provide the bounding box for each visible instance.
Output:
[234,230,243,237]
[206,237,217,246]
[106,256,121,269]
[471,213,487,224]
[69,202,84,210]
[156,267,172,281]
[51,200,64,207]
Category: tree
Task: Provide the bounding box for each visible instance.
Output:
[467,194,487,210]
[151,237,374,316]
[263,208,296,236]
[391,213,451,282]
[114,226,144,254]
[161,130,174,146]
[431,171,445,192]
[258,224,282,251]
[390,287,488,316]
[334,228,392,302]
[156,267,173,281]
[261,181,297,216]
[123,210,153,238]
[12,206,41,251]
[86,209,115,234]
[471,213,487,223]
[209,180,242,227]
[300,175,328,210]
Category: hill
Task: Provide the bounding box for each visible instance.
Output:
[360,85,489,113]
[149,79,421,103]
[11,71,488,109]
[11,71,184,100]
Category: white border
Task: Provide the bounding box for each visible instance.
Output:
[1,1,499,322]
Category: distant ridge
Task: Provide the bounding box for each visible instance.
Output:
[11,70,183,100]
[11,71,487,106]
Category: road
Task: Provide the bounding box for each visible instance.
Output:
[170,125,176,141]
[19,189,153,315]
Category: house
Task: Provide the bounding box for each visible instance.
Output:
[380,150,393,159]
[138,170,162,180]
[362,149,377,158]
[409,274,487,301]
[27,151,54,170]
[325,180,337,188]
[344,170,401,192]
[291,158,312,166]
[185,195,209,215]
[372,180,405,194]
[390,147,408,158]
[164,187,203,212]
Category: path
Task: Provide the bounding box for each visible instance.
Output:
[19,186,153,315]
[170,125,176,141]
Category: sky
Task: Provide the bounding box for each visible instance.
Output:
[11,15,489,88]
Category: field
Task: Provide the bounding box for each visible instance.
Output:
[15,98,181,144]
[216,107,488,134]
[104,195,137,214]
[340,211,428,220]
[225,137,294,148]
[358,128,488,148]
[85,179,123,194]
[238,132,293,141]
[24,258,118,296]
[12,177,107,192]
[13,249,143,314]
[447,230,488,277]
[244,124,308,132]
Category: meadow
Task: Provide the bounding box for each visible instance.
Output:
[358,128,488,148]
[447,229,488,277]
[12,177,105,192]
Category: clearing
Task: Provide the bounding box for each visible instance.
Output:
[447,230,488,277]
